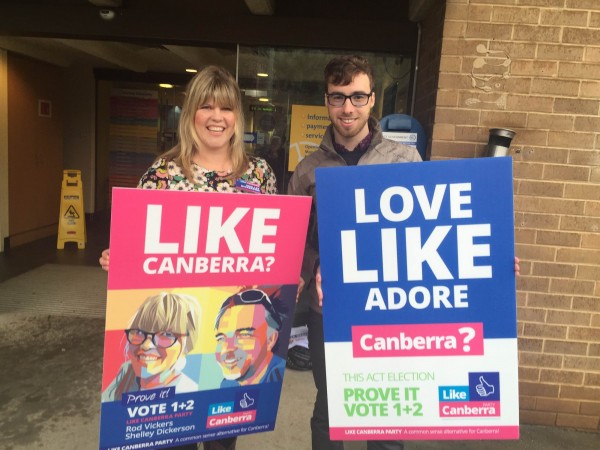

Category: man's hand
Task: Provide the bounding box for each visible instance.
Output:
[99,249,110,272]
[316,266,323,306]
[514,256,520,276]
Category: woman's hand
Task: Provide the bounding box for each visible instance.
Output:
[99,249,110,272]
[514,257,520,276]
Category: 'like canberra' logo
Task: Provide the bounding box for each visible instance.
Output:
[438,372,501,418]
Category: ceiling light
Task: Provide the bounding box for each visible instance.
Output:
[159,83,174,89]
[185,68,197,73]
[243,89,268,97]
[258,98,269,102]
[257,73,269,77]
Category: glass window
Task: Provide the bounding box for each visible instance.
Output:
[237,46,413,193]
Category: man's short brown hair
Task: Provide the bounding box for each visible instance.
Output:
[324,55,375,91]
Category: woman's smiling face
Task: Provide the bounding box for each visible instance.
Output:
[127,330,184,376]
[194,101,236,153]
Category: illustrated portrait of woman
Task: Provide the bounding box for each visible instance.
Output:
[102,292,200,402]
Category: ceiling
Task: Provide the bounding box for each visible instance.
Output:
[0,35,237,75]
[0,0,428,83]
[0,0,255,76]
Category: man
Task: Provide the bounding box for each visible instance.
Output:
[214,288,286,386]
[288,55,421,450]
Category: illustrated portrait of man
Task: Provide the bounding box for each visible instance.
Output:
[214,288,286,387]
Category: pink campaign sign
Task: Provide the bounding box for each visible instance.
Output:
[108,188,311,290]
[100,188,312,449]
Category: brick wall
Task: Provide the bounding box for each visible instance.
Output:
[430,0,600,431]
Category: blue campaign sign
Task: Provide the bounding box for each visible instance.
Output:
[316,157,516,341]
[315,157,519,440]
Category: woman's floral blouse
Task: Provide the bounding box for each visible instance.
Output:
[137,155,277,194]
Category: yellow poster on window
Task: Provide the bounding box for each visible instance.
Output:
[288,105,329,171]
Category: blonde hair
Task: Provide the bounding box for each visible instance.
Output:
[161,65,249,181]
[129,292,200,354]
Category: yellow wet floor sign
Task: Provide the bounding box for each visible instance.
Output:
[57,170,86,249]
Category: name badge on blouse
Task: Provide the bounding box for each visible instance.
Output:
[235,179,262,194]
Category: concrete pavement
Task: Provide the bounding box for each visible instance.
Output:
[0,312,598,450]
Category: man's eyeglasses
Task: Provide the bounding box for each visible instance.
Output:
[125,329,186,348]
[326,92,373,107]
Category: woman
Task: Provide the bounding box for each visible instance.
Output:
[103,292,200,401]
[100,65,277,450]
